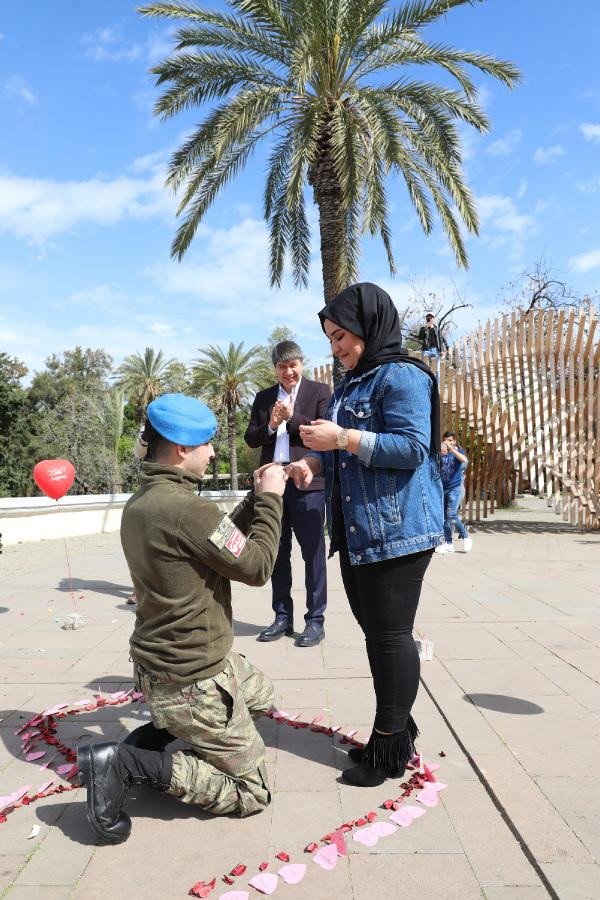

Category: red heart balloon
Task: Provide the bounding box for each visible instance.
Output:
[33,459,76,500]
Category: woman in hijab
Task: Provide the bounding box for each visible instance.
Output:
[286,283,444,787]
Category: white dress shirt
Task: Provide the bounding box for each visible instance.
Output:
[268,377,302,463]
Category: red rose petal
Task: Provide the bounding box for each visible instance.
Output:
[356,817,367,827]
[189,878,216,898]
[276,852,289,862]
[305,842,318,853]
[321,832,333,842]
[383,799,394,809]
[439,750,446,757]
[366,811,377,823]
[222,876,234,885]
[230,864,246,877]
[259,862,269,871]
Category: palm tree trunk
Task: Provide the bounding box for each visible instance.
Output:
[228,406,238,490]
[211,454,220,490]
[309,116,348,386]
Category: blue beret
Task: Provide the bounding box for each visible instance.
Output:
[147,393,217,446]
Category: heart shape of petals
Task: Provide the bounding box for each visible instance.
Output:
[248,872,279,895]
[372,821,397,838]
[352,825,380,847]
[277,864,306,885]
[389,806,427,828]
[312,843,338,870]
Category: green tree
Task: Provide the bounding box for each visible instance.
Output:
[29,347,113,413]
[0,354,38,497]
[140,0,519,301]
[192,342,264,489]
[115,347,176,421]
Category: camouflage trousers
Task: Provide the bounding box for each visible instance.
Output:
[134,651,274,817]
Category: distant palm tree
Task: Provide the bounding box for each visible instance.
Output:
[140,0,520,301]
[115,347,175,420]
[193,342,263,489]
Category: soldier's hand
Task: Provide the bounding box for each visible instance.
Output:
[285,458,318,489]
[255,463,287,496]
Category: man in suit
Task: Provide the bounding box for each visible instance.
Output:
[245,341,331,647]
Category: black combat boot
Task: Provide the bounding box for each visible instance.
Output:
[122,722,174,751]
[77,742,172,844]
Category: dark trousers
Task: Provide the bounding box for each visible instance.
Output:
[334,499,432,732]
[271,480,327,626]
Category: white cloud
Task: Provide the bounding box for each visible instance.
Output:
[476,195,534,236]
[517,178,527,199]
[580,123,600,142]
[486,129,522,157]
[4,75,37,106]
[568,248,600,273]
[82,25,142,62]
[577,176,600,194]
[533,144,565,165]
[0,165,175,244]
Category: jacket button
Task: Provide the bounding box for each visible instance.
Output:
[356,554,361,561]
[349,525,356,532]
[341,461,347,468]
[345,495,351,502]
[357,411,364,417]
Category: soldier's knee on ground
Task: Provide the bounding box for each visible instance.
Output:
[169,750,270,817]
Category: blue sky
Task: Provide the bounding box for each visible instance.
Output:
[1,0,599,378]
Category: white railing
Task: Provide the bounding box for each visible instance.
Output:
[0,490,249,546]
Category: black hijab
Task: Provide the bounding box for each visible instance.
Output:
[318,282,440,454]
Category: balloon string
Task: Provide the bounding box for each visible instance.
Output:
[62,537,76,610]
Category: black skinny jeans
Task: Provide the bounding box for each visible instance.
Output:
[333,495,432,733]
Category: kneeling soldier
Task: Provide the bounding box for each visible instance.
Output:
[77,393,285,844]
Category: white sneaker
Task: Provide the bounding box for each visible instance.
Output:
[435,543,454,554]
[458,537,473,552]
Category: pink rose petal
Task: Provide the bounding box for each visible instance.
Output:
[131,691,145,701]
[277,864,306,885]
[330,724,341,732]
[390,806,426,827]
[426,762,440,773]
[248,872,278,895]
[271,710,287,720]
[110,691,127,700]
[25,751,46,762]
[56,763,78,779]
[287,712,302,721]
[218,893,250,900]
[422,781,447,793]
[313,843,338,870]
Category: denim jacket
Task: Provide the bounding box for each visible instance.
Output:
[306,361,443,565]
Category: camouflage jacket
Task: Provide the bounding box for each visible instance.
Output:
[121,463,282,684]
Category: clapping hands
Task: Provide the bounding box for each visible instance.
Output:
[269,397,294,430]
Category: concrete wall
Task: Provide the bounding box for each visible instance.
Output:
[0,491,249,546]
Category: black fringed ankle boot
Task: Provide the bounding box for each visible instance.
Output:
[347,715,419,768]
[342,717,419,787]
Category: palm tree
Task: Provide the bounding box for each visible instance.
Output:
[115,348,175,421]
[140,0,519,301]
[193,342,263,489]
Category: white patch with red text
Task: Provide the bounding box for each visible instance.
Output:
[225,527,247,558]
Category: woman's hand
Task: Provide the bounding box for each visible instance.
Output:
[285,457,320,489]
[299,419,342,451]
[254,462,288,495]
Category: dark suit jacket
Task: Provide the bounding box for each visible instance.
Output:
[245,377,331,491]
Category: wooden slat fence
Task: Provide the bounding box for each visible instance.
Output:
[314,308,599,531]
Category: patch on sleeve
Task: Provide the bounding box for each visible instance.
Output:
[208,515,247,558]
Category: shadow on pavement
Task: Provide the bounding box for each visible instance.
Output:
[474,519,576,535]
[464,693,544,715]
[57,578,133,600]
[233,618,266,637]
[0,607,8,613]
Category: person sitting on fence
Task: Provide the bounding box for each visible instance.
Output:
[436,430,472,554]
[418,313,448,360]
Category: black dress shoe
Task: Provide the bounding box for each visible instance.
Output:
[257,618,293,642]
[294,623,325,647]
